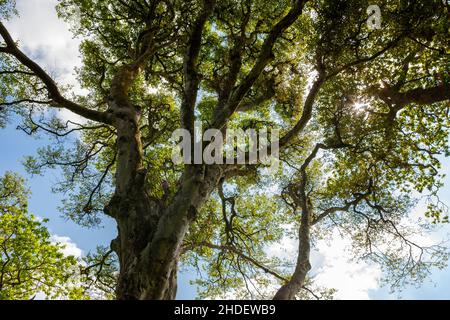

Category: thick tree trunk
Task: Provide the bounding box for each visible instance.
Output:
[106,193,162,299]
[106,111,223,299]
[108,166,222,300]
[147,166,222,298]
[104,66,225,300]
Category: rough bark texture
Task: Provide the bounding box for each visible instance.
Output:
[100,62,225,299]
[108,165,224,300]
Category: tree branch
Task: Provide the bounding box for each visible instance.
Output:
[181,0,216,132]
[0,22,113,125]
[374,83,450,108]
[279,73,325,147]
[192,241,288,283]
[211,0,309,129]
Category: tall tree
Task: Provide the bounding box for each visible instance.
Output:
[0,0,449,299]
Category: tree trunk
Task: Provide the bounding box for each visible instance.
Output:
[108,166,222,299]
[273,200,312,300]
[104,66,226,300]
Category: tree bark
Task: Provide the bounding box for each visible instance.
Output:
[273,145,321,300]
[104,87,224,298]
[272,206,311,300]
[108,165,223,300]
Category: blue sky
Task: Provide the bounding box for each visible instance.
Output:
[1,0,449,300]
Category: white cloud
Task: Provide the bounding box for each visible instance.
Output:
[310,231,382,299]
[6,0,80,84]
[5,0,86,122]
[265,229,297,261]
[267,229,382,300]
[50,234,83,258]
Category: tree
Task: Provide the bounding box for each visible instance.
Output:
[0,172,83,299]
[0,172,118,300]
[0,0,449,300]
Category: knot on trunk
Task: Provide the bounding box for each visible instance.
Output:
[187,205,198,220]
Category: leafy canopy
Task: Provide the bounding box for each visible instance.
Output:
[0,0,449,298]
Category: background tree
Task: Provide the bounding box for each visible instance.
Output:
[0,172,84,299]
[0,0,449,300]
[0,172,118,299]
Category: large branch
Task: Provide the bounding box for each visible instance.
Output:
[217,0,252,101]
[274,141,349,300]
[211,0,309,129]
[312,187,372,226]
[221,73,325,169]
[0,22,113,125]
[279,73,325,147]
[325,35,404,80]
[181,0,216,132]
[374,83,450,108]
[273,143,321,300]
